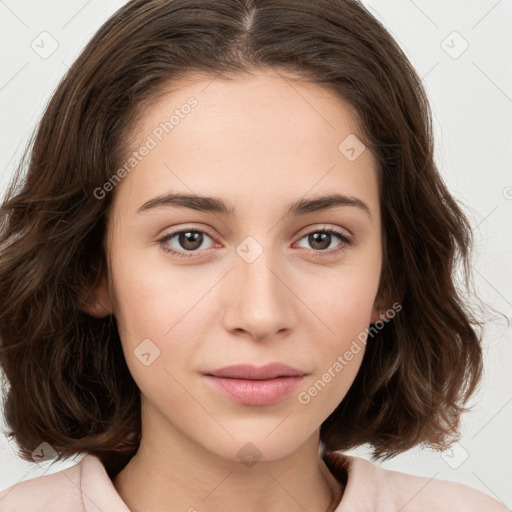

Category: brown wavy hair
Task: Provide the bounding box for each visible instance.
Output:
[0,0,490,479]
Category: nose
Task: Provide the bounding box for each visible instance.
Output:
[221,247,297,342]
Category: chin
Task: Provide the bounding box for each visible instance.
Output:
[197,427,312,464]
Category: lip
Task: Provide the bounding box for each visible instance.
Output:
[203,363,307,406]
[206,363,306,380]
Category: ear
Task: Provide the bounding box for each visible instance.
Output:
[80,276,113,318]
[370,307,381,324]
[369,294,387,324]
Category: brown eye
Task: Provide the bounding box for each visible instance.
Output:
[296,229,352,254]
[176,231,204,251]
[158,229,216,258]
[307,232,333,251]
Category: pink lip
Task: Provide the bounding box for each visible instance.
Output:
[203,363,307,406]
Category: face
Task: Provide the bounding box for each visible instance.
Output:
[94,68,383,462]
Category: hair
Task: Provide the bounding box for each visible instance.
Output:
[0,0,490,479]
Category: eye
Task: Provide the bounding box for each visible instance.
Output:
[295,227,353,255]
[158,228,217,258]
[157,225,353,259]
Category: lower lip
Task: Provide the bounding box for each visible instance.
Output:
[204,375,305,406]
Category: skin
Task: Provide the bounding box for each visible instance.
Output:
[86,67,384,512]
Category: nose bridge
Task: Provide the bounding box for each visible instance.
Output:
[223,237,295,339]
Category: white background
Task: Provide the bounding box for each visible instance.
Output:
[0,0,511,508]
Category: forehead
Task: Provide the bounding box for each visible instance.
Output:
[132,68,365,151]
[113,68,379,219]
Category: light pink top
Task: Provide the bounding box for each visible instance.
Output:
[0,450,507,511]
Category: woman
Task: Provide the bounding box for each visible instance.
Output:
[0,0,507,510]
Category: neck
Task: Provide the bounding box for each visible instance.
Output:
[113,409,344,512]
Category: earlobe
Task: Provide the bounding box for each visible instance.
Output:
[80,276,113,318]
[370,298,387,324]
[370,309,381,324]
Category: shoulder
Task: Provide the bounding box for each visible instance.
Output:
[323,450,508,512]
[0,457,85,511]
[0,454,129,512]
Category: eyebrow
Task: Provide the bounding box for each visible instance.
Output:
[137,192,371,219]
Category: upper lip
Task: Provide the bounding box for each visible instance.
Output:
[205,363,307,380]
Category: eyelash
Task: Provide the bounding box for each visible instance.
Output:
[157,226,353,259]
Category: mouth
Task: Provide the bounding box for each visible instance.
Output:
[203,363,307,406]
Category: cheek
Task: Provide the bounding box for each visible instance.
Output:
[110,244,210,339]
[296,259,380,403]
[303,261,380,341]
[295,280,372,414]
[109,248,217,394]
